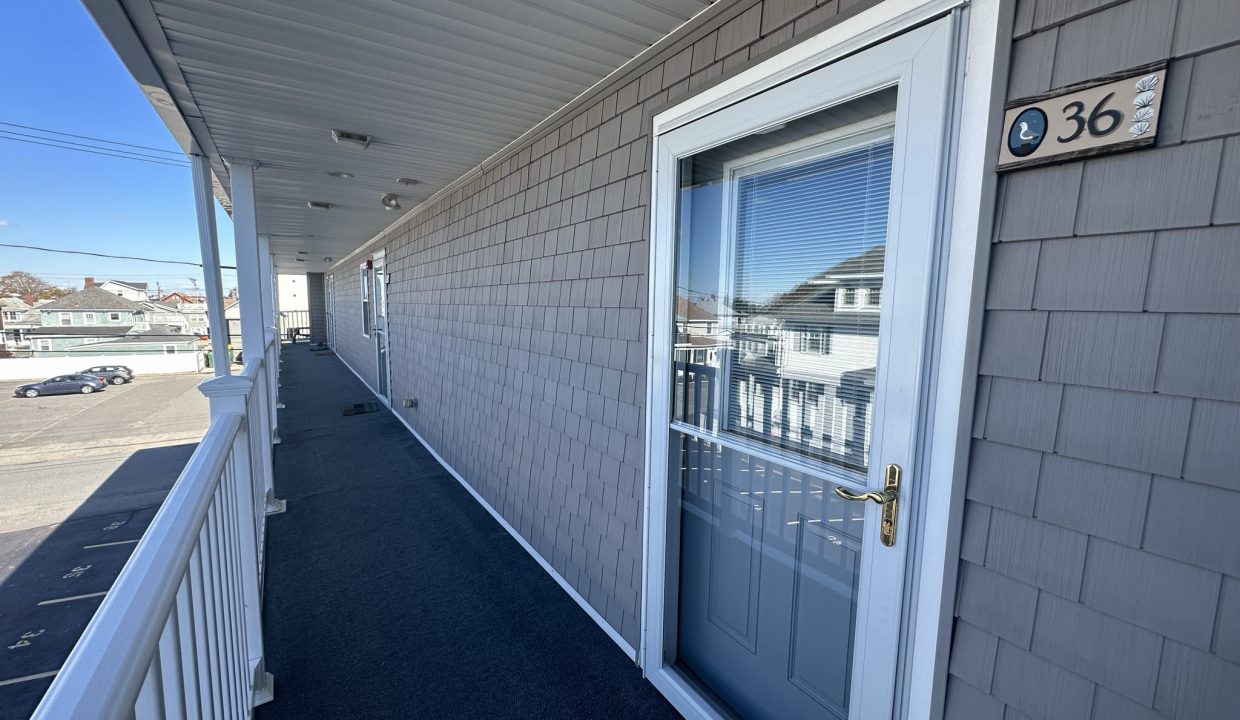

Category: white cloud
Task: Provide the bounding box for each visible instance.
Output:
[0,220,9,228]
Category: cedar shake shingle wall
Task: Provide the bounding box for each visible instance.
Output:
[949,1,1240,718]
[332,261,376,385]
[326,0,884,646]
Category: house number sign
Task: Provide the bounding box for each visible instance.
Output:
[997,65,1167,171]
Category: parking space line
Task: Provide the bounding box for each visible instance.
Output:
[11,383,134,446]
[82,539,139,549]
[37,591,107,606]
[0,670,58,687]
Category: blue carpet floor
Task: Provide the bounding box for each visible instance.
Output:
[255,345,679,719]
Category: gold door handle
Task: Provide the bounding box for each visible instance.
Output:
[833,486,896,504]
[832,464,901,547]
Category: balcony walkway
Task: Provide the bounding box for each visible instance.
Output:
[255,345,678,719]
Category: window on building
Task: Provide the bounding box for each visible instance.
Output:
[164,345,177,355]
[843,288,856,306]
[109,312,121,321]
[38,340,51,351]
[59,312,72,326]
[360,264,372,336]
[795,331,831,355]
[82,338,99,345]
[84,312,96,324]
[868,285,882,305]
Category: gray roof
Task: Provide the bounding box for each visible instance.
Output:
[29,326,133,336]
[109,280,149,291]
[1,297,32,311]
[74,336,198,348]
[39,287,146,312]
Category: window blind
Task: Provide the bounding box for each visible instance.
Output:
[726,138,893,472]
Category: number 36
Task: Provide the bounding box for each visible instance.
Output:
[1058,92,1123,142]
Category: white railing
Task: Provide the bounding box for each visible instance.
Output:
[33,339,281,718]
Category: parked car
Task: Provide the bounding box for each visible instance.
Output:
[80,365,134,385]
[14,374,108,398]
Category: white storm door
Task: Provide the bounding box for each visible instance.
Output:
[646,17,956,720]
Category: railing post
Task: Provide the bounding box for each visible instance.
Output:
[197,375,274,707]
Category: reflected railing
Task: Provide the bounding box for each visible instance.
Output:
[31,337,281,719]
[673,355,874,473]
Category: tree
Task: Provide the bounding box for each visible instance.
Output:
[0,271,73,303]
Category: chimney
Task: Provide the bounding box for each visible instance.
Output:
[84,276,95,289]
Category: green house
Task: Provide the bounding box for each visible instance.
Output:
[28,286,200,357]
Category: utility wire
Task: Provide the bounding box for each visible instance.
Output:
[0,129,190,163]
[0,243,236,270]
[0,134,190,168]
[0,121,184,155]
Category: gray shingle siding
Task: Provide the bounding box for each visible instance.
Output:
[954,2,1240,718]
[322,0,885,649]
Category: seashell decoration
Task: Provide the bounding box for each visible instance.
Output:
[1130,74,1160,137]
[1134,74,1159,93]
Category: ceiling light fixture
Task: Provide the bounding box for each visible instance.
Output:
[322,257,334,262]
[396,177,420,186]
[297,251,308,255]
[331,129,372,149]
[295,258,305,262]
[381,193,401,211]
[326,170,354,179]
[306,200,332,210]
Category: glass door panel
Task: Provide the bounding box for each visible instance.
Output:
[671,91,899,720]
[373,255,390,402]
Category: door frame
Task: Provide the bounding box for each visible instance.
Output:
[326,272,335,349]
[371,249,393,406]
[640,1,1011,718]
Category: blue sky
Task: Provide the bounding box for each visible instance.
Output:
[0,1,237,296]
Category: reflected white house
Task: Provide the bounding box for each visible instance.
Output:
[675,246,885,471]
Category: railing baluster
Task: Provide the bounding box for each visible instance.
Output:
[188,547,212,719]
[175,577,202,720]
[219,465,247,717]
[157,603,187,720]
[198,519,223,718]
[211,481,236,720]
[133,648,166,719]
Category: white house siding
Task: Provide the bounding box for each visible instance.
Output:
[327,0,886,646]
[948,2,1240,719]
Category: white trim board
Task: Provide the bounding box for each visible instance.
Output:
[332,352,637,661]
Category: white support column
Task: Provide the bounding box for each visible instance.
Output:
[191,155,230,377]
[197,374,275,706]
[258,234,277,337]
[229,160,267,367]
[258,235,284,425]
[227,158,285,516]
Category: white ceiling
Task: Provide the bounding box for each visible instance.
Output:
[93,0,713,273]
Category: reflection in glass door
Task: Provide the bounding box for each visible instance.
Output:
[326,273,334,347]
[668,90,918,720]
[373,254,390,403]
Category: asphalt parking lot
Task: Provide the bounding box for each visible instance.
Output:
[0,372,210,718]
